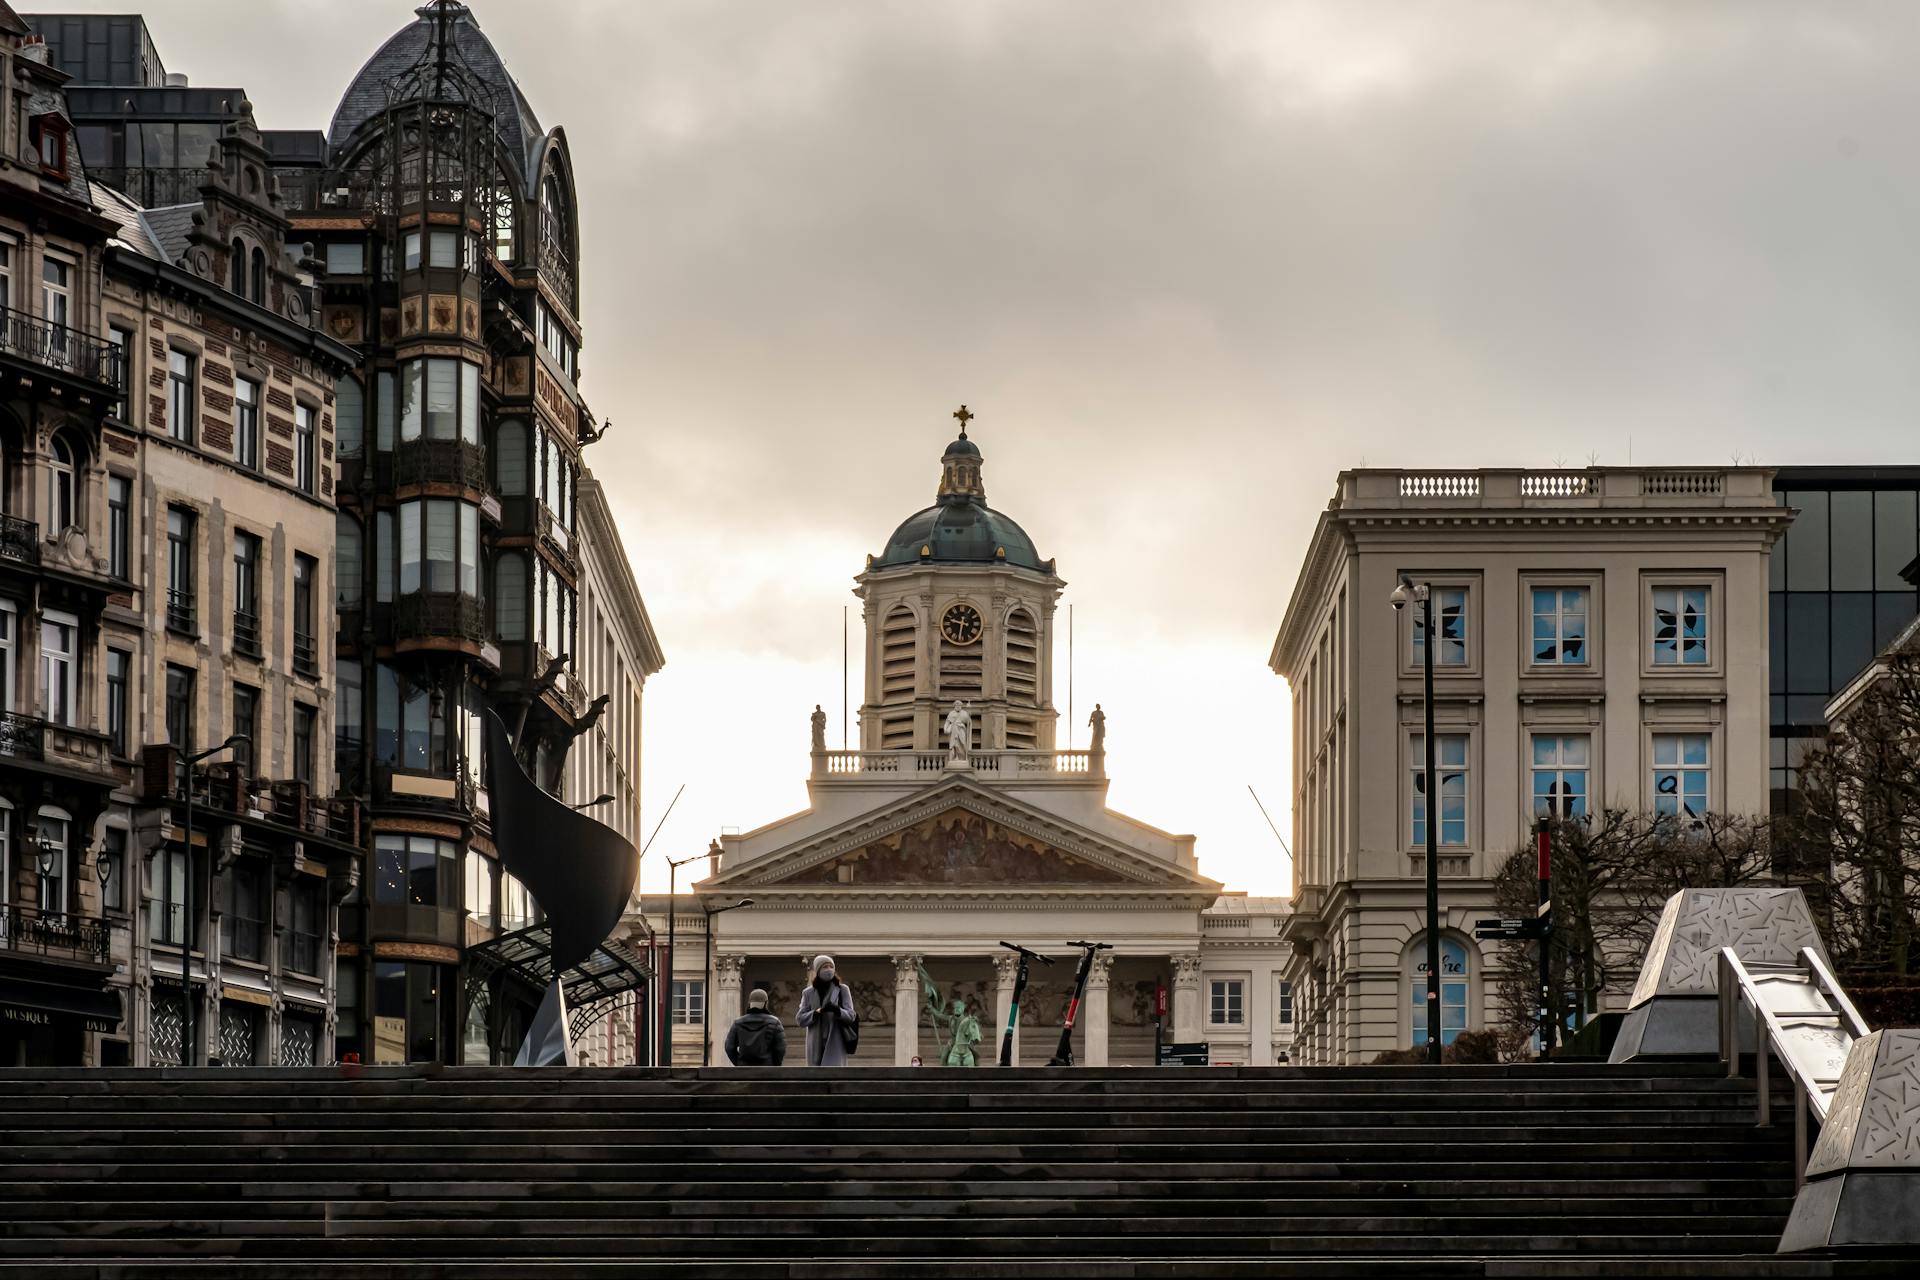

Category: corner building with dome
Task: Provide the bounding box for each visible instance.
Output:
[689,415,1294,1067]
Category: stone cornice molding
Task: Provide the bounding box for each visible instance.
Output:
[706,892,1219,911]
[576,474,665,676]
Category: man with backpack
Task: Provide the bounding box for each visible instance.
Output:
[723,988,787,1066]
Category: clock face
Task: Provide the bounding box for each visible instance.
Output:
[941,602,983,645]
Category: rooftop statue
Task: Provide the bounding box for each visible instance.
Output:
[944,700,971,763]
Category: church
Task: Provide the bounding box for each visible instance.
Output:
[686,411,1292,1067]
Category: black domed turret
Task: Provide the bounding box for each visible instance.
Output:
[871,407,1051,574]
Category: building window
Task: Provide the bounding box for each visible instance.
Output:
[41,254,72,329]
[1531,587,1589,665]
[336,377,364,457]
[1531,735,1590,820]
[167,350,196,442]
[36,811,69,917]
[375,510,395,602]
[231,683,258,777]
[325,242,365,275]
[671,979,705,1026]
[289,878,323,975]
[1651,587,1709,665]
[399,357,480,443]
[1411,937,1470,1048]
[295,403,316,493]
[337,514,362,608]
[39,611,77,727]
[371,834,459,907]
[165,664,195,756]
[376,370,396,452]
[335,662,363,781]
[100,828,126,914]
[108,325,133,419]
[150,846,195,947]
[1277,980,1294,1027]
[399,498,479,596]
[494,420,528,494]
[106,648,130,757]
[107,474,130,579]
[293,703,316,786]
[495,552,528,641]
[500,871,532,931]
[235,377,260,470]
[402,232,422,272]
[1653,733,1710,821]
[464,850,496,928]
[1208,979,1245,1026]
[229,239,246,294]
[166,507,195,633]
[223,861,266,964]
[429,230,460,269]
[293,553,318,675]
[46,434,76,532]
[36,118,68,175]
[1412,586,1469,667]
[232,531,261,656]
[1409,732,1469,848]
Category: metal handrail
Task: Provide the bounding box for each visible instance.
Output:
[1716,945,1862,1188]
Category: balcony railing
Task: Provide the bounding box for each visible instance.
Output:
[0,710,45,761]
[183,761,365,847]
[0,305,125,390]
[0,513,39,566]
[0,901,116,964]
[814,748,1102,782]
[395,592,488,645]
[293,630,318,677]
[166,589,196,635]
[232,609,261,658]
[394,438,487,491]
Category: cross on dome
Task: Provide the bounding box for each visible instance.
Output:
[952,404,973,438]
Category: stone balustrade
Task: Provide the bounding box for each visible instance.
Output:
[813,747,1103,783]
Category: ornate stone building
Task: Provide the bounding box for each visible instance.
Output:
[682,414,1293,1068]
[1271,468,1791,1065]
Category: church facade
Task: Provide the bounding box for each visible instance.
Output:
[690,413,1292,1067]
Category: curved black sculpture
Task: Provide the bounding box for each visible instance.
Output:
[484,708,636,973]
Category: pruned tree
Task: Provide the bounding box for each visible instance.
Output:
[1488,810,1774,1048]
[1778,637,1920,977]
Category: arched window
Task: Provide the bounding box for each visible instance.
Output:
[249,247,266,305]
[494,552,527,642]
[229,239,246,294]
[47,434,76,532]
[494,420,528,495]
[336,512,362,608]
[335,377,364,457]
[1408,935,1471,1049]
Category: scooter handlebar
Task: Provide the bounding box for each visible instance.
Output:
[998,941,1057,963]
[1066,940,1114,951]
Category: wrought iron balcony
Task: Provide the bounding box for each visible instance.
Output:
[232,609,262,658]
[0,304,125,391]
[395,591,488,645]
[0,513,39,566]
[0,902,116,964]
[0,710,45,761]
[166,589,196,636]
[393,438,487,491]
[293,630,319,678]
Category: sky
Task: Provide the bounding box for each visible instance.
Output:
[70,0,1920,896]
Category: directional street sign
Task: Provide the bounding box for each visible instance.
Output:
[1474,916,1548,941]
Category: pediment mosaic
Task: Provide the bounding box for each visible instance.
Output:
[777,809,1136,887]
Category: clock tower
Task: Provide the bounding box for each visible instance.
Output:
[856,408,1063,754]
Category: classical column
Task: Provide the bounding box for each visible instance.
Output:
[1171,952,1204,1044]
[891,955,922,1065]
[711,954,745,1065]
[993,952,1021,1065]
[1084,951,1114,1067]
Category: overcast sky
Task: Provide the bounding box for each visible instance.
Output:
[84,1,1920,895]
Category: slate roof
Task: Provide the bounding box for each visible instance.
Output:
[137,203,198,265]
[327,1,545,179]
[88,181,162,258]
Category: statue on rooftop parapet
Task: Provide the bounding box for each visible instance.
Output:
[944,700,971,763]
[1088,704,1105,754]
[811,705,827,753]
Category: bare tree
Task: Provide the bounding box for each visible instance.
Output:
[1779,638,1920,977]
[1488,810,1774,1046]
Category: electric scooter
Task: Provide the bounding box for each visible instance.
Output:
[996,941,1054,1067]
[1047,939,1113,1067]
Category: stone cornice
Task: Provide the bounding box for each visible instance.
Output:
[708,892,1219,910]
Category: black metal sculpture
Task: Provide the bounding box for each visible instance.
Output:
[484,709,637,1063]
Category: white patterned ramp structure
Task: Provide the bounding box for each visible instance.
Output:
[1779,1029,1920,1252]
[1611,888,1832,1061]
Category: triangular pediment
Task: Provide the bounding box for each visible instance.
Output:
[704,779,1219,895]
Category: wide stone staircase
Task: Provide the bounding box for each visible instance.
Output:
[0,1062,1911,1278]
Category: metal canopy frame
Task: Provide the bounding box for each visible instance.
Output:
[466,924,652,1039]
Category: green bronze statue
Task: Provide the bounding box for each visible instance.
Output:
[917,961,983,1067]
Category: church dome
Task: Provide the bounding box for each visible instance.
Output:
[327,2,546,176]
[871,410,1051,574]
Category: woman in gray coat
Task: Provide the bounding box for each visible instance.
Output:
[796,954,857,1066]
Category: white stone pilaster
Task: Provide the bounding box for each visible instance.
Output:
[892,955,922,1065]
[1085,951,1113,1067]
[1171,952,1204,1043]
[711,954,744,1065]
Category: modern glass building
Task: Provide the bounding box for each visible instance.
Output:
[1769,467,1920,809]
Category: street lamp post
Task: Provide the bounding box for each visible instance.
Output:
[701,898,754,1065]
[570,793,614,812]
[1391,576,1442,1066]
[178,734,248,1068]
[660,847,715,1066]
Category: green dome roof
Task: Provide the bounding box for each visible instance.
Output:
[870,415,1051,573]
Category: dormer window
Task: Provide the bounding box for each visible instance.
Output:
[31,116,70,179]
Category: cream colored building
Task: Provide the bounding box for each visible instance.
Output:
[664,416,1293,1069]
[1271,468,1791,1066]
